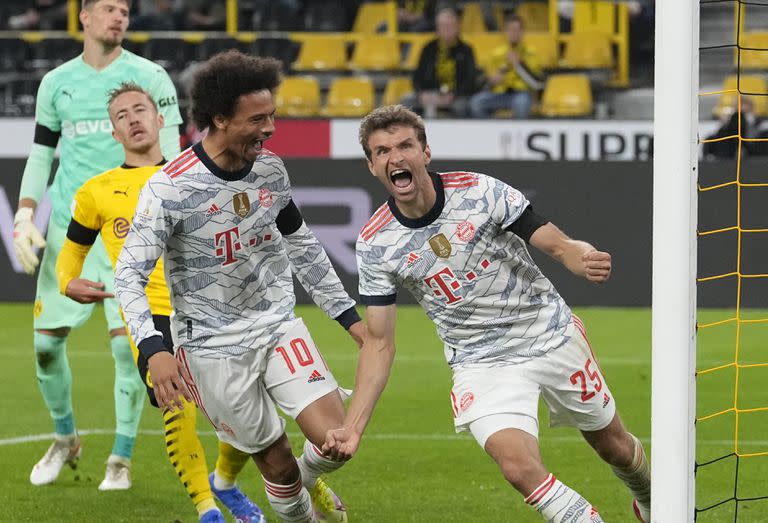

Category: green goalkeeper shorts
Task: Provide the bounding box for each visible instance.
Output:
[33,216,123,332]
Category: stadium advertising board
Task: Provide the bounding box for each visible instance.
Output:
[0,119,721,161]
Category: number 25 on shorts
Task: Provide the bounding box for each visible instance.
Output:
[569,358,603,402]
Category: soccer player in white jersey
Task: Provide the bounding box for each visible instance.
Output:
[115,51,363,523]
[323,105,652,523]
[13,0,182,490]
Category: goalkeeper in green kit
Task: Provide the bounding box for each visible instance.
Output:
[13,0,182,490]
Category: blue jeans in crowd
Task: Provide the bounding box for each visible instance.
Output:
[470,90,533,119]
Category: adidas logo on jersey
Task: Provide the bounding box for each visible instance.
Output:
[307,370,325,383]
[206,203,222,216]
[406,252,420,265]
[602,392,611,408]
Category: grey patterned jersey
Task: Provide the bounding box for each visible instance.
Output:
[115,143,356,358]
[357,171,572,368]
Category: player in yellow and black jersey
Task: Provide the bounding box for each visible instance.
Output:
[55,82,265,523]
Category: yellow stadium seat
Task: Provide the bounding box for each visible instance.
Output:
[293,36,347,71]
[461,3,487,34]
[561,32,613,69]
[515,2,549,32]
[539,74,593,117]
[572,1,614,34]
[714,75,768,118]
[739,32,768,69]
[382,77,414,106]
[350,35,400,71]
[275,76,321,117]
[322,76,375,117]
[523,32,559,70]
[401,34,432,70]
[464,33,506,73]
[352,1,396,33]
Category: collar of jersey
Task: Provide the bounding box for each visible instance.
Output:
[193,142,252,181]
[121,159,166,169]
[387,171,444,229]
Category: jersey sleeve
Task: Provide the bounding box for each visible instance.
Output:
[356,237,398,306]
[114,173,179,357]
[34,72,61,132]
[147,65,183,126]
[487,176,530,230]
[71,182,102,231]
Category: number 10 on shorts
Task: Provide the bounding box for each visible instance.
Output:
[276,337,328,374]
[570,358,603,402]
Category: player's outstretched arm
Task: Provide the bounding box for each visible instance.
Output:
[323,304,397,461]
[529,222,612,283]
[55,224,113,304]
[278,200,362,336]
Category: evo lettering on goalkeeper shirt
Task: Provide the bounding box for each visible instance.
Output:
[61,118,112,138]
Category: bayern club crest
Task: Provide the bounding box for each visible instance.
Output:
[259,188,273,208]
[456,221,476,242]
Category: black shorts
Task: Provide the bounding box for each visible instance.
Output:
[137,314,174,408]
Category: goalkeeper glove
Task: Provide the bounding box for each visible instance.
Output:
[13,207,46,274]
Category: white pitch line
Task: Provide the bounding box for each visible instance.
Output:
[2,429,765,449]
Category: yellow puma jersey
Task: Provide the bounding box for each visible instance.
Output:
[67,163,171,316]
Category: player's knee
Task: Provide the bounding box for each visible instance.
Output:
[33,332,67,373]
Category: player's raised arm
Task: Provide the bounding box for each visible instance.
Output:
[14,74,60,274]
[529,223,612,284]
[323,303,396,461]
[277,198,364,345]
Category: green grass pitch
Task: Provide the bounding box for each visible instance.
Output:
[1,303,766,522]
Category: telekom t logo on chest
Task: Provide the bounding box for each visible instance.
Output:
[214,226,242,266]
[423,267,463,304]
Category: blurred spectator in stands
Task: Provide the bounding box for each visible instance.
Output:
[184,0,226,30]
[132,0,183,31]
[703,97,768,159]
[401,8,478,118]
[469,15,543,119]
[397,0,436,32]
[8,0,67,30]
[251,0,302,31]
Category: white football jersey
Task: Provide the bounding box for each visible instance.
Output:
[116,144,356,358]
[357,171,573,368]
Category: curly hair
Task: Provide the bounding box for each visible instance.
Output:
[358,104,427,160]
[189,50,282,131]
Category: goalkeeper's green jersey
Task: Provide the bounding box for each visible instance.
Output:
[31,49,182,227]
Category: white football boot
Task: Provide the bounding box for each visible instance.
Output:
[29,435,81,486]
[98,454,132,491]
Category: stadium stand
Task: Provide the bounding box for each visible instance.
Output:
[322,76,375,117]
[275,76,322,117]
[539,73,593,117]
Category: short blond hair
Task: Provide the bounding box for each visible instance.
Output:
[107,81,157,112]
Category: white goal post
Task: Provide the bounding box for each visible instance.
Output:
[651,0,699,521]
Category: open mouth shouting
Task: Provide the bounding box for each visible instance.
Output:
[389,168,414,193]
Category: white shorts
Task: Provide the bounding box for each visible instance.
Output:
[176,318,339,454]
[451,317,616,448]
